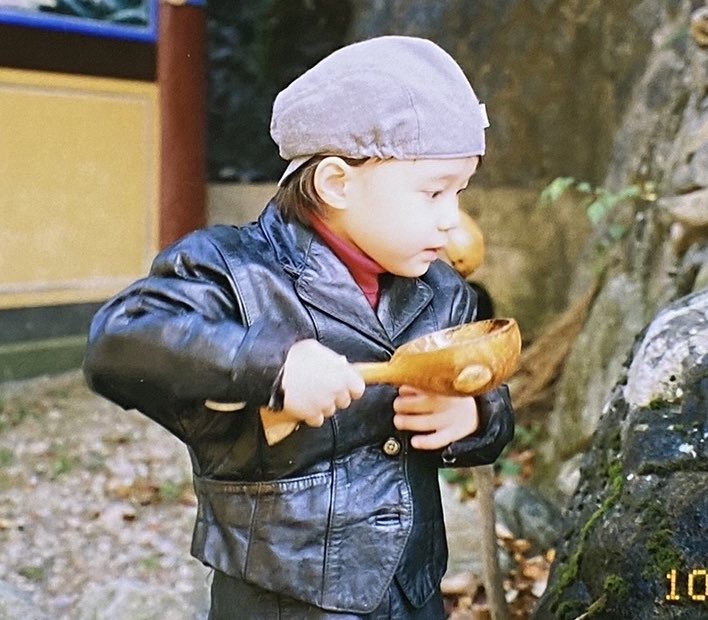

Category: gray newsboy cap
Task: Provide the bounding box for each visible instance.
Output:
[270,35,489,184]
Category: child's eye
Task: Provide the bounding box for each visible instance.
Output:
[426,190,443,199]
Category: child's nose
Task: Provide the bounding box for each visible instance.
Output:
[437,197,460,231]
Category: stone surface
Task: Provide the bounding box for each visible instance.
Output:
[532,291,708,620]
[461,187,592,336]
[348,0,661,188]
[207,0,683,187]
[538,273,649,493]
[207,0,351,181]
[494,483,565,553]
[624,290,708,408]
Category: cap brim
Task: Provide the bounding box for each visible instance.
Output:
[277,156,313,186]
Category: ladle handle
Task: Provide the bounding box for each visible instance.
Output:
[352,361,399,385]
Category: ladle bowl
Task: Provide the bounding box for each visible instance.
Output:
[353,317,521,396]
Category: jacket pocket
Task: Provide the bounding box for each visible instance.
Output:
[192,471,332,604]
[192,446,414,614]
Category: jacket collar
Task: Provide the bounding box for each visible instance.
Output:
[259,202,433,345]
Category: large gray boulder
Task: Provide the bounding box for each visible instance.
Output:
[533,290,708,620]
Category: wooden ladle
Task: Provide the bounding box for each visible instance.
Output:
[256,317,521,445]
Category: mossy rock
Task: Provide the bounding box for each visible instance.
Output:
[533,291,708,619]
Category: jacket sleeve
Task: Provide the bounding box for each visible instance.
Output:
[83,229,297,434]
[440,385,515,467]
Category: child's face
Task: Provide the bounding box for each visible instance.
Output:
[327,156,479,277]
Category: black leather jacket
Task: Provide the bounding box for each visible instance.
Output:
[84,202,514,613]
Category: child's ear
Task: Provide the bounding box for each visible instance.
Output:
[313,157,352,210]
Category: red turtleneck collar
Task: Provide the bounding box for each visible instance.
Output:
[309,216,386,308]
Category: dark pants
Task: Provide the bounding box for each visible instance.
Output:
[208,571,446,620]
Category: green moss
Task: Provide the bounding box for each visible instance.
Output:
[550,457,625,610]
[605,427,622,454]
[636,499,684,580]
[555,576,628,619]
[555,599,587,618]
[583,594,609,617]
[552,599,587,620]
[604,574,629,599]
[607,460,624,493]
[643,527,683,579]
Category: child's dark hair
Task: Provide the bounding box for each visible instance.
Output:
[273,155,369,225]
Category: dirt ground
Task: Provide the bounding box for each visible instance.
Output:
[0,370,210,618]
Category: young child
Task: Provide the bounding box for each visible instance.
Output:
[84,36,514,619]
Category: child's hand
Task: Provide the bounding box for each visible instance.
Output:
[393,385,479,450]
[281,339,366,429]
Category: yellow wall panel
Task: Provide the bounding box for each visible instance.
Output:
[0,68,159,309]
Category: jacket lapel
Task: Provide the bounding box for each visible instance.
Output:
[376,275,434,342]
[295,240,391,345]
[261,203,434,346]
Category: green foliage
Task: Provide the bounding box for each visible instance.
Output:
[540,176,657,227]
[511,421,543,451]
[439,468,477,496]
[496,458,521,477]
[555,598,587,619]
[441,422,545,494]
[539,176,577,207]
[491,422,543,478]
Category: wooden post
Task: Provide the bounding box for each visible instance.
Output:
[157,0,207,248]
[476,465,511,620]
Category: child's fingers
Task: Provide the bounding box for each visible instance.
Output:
[303,412,325,427]
[410,429,455,450]
[398,385,420,397]
[393,393,436,414]
[393,412,441,432]
[334,390,352,410]
[347,372,366,400]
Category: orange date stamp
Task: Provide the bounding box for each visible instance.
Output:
[666,569,707,602]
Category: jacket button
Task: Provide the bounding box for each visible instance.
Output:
[382,437,401,457]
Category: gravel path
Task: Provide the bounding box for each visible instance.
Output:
[0,371,210,619]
